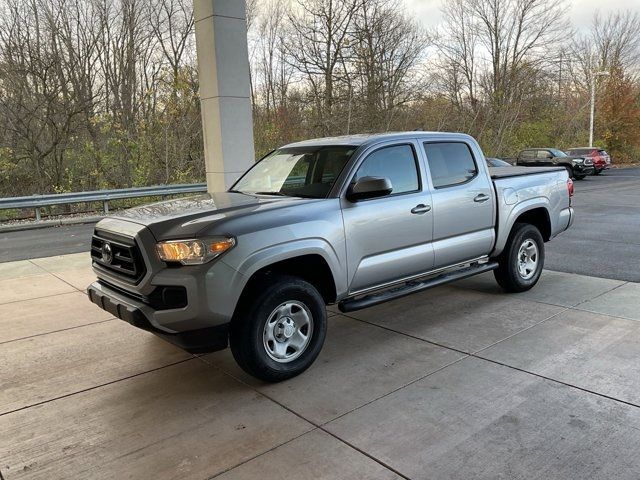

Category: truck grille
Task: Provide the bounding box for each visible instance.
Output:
[91,230,146,283]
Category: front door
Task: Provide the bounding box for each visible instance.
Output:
[341,142,434,293]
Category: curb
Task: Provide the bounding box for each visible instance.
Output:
[0,215,104,233]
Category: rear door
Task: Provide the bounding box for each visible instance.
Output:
[422,141,495,269]
[341,141,434,293]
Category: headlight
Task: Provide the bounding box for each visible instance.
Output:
[572,158,584,164]
[156,237,235,265]
[584,158,593,165]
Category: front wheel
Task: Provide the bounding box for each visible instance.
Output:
[494,223,545,293]
[230,274,327,382]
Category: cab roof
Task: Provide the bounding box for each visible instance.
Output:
[281,131,474,150]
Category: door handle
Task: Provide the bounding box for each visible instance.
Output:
[474,194,490,203]
[411,204,431,214]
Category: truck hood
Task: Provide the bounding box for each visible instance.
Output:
[109,192,317,239]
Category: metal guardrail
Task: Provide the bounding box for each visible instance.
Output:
[0,183,207,221]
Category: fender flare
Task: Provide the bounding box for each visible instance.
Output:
[492,198,551,257]
[232,238,346,298]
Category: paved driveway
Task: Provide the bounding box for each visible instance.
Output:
[2,254,640,479]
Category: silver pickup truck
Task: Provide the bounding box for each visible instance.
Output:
[88,132,574,381]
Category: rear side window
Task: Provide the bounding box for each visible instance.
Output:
[354,144,420,195]
[536,150,550,159]
[519,150,535,160]
[423,142,478,188]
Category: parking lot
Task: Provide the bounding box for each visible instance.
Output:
[545,167,640,282]
[2,168,640,479]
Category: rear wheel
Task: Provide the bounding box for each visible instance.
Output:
[494,223,545,293]
[230,274,327,382]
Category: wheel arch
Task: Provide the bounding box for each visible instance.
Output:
[242,254,338,304]
[513,207,552,241]
[492,201,552,257]
[232,248,340,328]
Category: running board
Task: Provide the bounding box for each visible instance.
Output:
[338,262,499,313]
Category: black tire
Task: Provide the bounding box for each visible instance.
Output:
[494,223,545,293]
[230,274,327,382]
[594,169,602,175]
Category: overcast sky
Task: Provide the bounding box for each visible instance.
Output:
[403,0,640,30]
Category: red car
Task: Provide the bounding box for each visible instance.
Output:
[567,148,611,175]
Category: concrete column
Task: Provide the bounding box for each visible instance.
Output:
[194,0,255,192]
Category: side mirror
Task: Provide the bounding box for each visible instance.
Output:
[347,176,393,201]
[546,153,554,159]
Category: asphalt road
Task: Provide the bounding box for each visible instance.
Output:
[0,223,95,262]
[2,167,639,281]
[544,167,640,282]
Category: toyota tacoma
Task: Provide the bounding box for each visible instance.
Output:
[88,132,574,382]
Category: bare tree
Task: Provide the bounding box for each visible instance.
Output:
[347,0,427,131]
[286,0,359,135]
[470,0,569,105]
[436,0,479,115]
[149,0,195,93]
[0,0,638,203]
[256,0,294,116]
[573,10,640,85]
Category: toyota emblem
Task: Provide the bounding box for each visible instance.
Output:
[101,242,113,264]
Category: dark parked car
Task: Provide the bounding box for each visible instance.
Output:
[566,148,611,175]
[486,158,513,167]
[516,148,594,180]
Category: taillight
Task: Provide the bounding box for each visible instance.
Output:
[567,178,574,199]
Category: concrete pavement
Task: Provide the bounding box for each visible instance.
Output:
[2,253,640,479]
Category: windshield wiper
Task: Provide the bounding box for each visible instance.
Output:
[253,191,288,196]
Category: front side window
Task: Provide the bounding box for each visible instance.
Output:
[423,142,478,188]
[549,149,567,157]
[233,146,355,198]
[353,144,420,195]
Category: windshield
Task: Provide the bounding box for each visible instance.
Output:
[232,146,356,198]
[570,149,598,156]
[549,149,567,157]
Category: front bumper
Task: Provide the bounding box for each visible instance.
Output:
[574,165,595,176]
[87,281,229,354]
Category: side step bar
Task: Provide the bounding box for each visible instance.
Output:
[338,262,499,313]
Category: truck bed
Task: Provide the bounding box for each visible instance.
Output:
[489,166,564,179]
